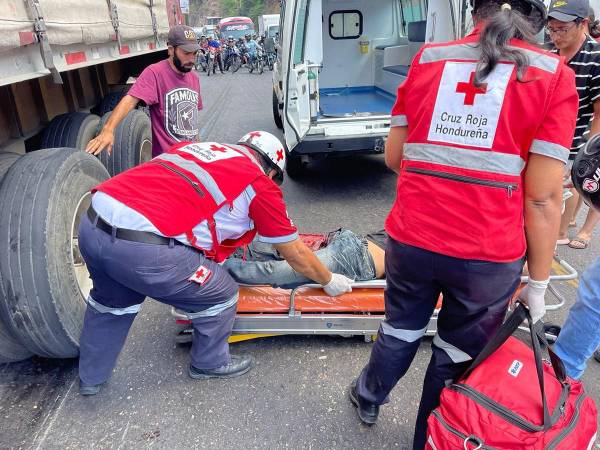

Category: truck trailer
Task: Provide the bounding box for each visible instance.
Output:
[0,0,183,363]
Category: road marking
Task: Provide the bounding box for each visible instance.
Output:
[33,376,77,450]
[552,260,580,288]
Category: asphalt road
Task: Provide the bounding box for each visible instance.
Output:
[1,69,600,450]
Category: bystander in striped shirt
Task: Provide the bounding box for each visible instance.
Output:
[552,35,600,157]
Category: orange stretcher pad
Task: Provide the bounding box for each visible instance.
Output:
[236,286,389,314]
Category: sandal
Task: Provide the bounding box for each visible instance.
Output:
[568,237,590,249]
[556,238,571,245]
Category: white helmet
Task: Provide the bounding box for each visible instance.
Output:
[238,131,286,185]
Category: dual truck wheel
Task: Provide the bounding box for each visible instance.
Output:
[0,102,151,363]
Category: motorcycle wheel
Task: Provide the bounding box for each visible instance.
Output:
[249,61,254,74]
[233,57,241,73]
[258,60,264,74]
[207,59,213,76]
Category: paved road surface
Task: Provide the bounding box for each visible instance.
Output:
[1,70,599,449]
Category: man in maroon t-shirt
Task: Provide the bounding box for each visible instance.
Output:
[86,25,203,158]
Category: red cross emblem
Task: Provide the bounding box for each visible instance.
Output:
[248,131,262,139]
[455,72,487,106]
[188,265,212,285]
[276,149,284,162]
[210,144,228,153]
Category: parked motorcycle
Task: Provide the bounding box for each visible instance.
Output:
[195,50,207,72]
[247,47,264,74]
[265,51,276,71]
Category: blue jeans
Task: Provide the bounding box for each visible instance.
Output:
[554,256,600,379]
[222,230,376,289]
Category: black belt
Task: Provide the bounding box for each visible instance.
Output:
[87,206,182,246]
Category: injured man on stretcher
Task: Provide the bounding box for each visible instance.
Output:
[223,230,387,289]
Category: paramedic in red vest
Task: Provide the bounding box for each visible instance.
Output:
[76,131,353,396]
[348,1,578,448]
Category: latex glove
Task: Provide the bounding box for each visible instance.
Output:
[518,278,549,323]
[323,273,353,297]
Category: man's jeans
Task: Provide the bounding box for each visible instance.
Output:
[222,230,376,289]
[554,256,600,379]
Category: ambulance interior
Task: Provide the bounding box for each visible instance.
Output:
[302,0,430,118]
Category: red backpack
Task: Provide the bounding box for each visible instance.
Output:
[426,305,598,449]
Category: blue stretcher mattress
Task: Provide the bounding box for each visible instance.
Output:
[318,86,395,117]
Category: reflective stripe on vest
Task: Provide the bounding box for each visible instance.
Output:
[419,44,559,74]
[403,143,525,177]
[155,153,226,205]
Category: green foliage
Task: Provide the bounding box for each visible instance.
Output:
[199,0,279,24]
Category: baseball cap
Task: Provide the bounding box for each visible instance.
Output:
[548,0,589,22]
[167,25,200,52]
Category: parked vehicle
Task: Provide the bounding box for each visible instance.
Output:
[258,14,280,39]
[0,0,183,363]
[273,0,462,176]
[218,17,255,41]
[265,49,276,71]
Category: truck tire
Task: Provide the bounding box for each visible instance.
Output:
[97,109,152,176]
[0,148,109,358]
[273,89,283,129]
[0,152,33,363]
[41,113,101,150]
[94,90,128,117]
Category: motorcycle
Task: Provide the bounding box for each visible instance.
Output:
[265,51,276,71]
[247,47,264,75]
[195,49,208,72]
[223,46,242,73]
[206,47,219,76]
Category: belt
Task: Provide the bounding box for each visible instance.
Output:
[87,206,182,246]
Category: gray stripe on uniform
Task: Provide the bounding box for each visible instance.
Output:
[391,115,408,127]
[184,293,239,319]
[433,334,472,363]
[404,143,525,176]
[156,153,226,204]
[87,296,142,315]
[419,44,559,74]
[380,320,427,343]
[529,139,570,164]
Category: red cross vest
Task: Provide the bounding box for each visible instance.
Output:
[386,29,577,262]
[94,141,266,262]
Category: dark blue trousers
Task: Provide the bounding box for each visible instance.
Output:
[78,215,239,385]
[356,238,523,449]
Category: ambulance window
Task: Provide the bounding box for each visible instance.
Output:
[399,0,427,34]
[329,10,363,40]
[293,0,309,64]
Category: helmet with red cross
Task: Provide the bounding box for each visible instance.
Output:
[238,131,286,185]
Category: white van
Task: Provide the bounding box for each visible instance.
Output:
[272,0,472,175]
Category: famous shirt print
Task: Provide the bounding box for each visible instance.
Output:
[164,87,200,141]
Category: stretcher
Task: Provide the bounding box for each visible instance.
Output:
[171,255,578,345]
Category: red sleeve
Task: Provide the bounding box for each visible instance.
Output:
[128,66,159,106]
[529,64,578,163]
[248,177,298,243]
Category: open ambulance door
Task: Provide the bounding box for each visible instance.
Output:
[283,0,314,151]
[425,0,461,43]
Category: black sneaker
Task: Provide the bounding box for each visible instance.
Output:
[188,355,252,380]
[79,380,103,396]
[349,378,379,425]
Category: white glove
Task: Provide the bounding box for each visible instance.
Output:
[323,273,353,297]
[518,278,549,324]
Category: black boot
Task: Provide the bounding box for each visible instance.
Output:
[188,355,252,379]
[349,379,379,425]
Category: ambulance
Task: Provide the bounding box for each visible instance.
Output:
[272,1,474,175]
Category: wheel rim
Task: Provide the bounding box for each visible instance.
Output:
[139,138,152,164]
[71,191,92,301]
